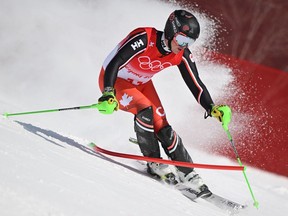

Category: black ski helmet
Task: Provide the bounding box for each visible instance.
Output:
[164,10,200,41]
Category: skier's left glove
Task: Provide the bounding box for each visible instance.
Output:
[205,104,232,130]
[97,87,119,114]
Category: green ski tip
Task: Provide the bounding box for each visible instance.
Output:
[88,143,96,148]
[2,112,9,118]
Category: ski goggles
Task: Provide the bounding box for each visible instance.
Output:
[174,33,195,47]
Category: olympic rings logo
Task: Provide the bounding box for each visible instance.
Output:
[138,56,172,72]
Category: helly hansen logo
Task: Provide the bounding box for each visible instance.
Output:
[131,39,144,50]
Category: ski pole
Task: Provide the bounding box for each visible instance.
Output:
[2,104,100,117]
[3,97,118,117]
[216,105,259,208]
[224,128,259,209]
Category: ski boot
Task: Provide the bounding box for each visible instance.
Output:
[179,170,212,198]
[147,162,179,185]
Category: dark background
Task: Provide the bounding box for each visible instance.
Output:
[167,0,288,72]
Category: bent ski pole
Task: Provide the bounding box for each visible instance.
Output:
[224,128,259,209]
[89,143,244,171]
[3,103,99,117]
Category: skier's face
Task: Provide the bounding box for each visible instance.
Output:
[171,39,186,54]
[171,33,195,54]
[174,33,195,47]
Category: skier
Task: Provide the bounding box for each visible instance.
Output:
[97,9,230,197]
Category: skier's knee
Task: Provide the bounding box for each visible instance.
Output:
[134,106,160,158]
[134,106,154,133]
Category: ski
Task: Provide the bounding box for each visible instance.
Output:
[128,138,247,212]
[134,160,247,213]
[205,193,247,213]
[176,183,247,213]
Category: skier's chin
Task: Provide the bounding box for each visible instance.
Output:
[172,48,181,54]
[172,46,184,54]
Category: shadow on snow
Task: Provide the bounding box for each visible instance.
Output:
[15,120,147,176]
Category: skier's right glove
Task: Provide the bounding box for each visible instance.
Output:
[97,87,119,114]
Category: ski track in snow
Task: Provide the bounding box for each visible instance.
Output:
[1,0,288,215]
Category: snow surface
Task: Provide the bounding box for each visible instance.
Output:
[0,0,288,215]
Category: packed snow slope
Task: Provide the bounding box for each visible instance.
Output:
[0,0,287,216]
